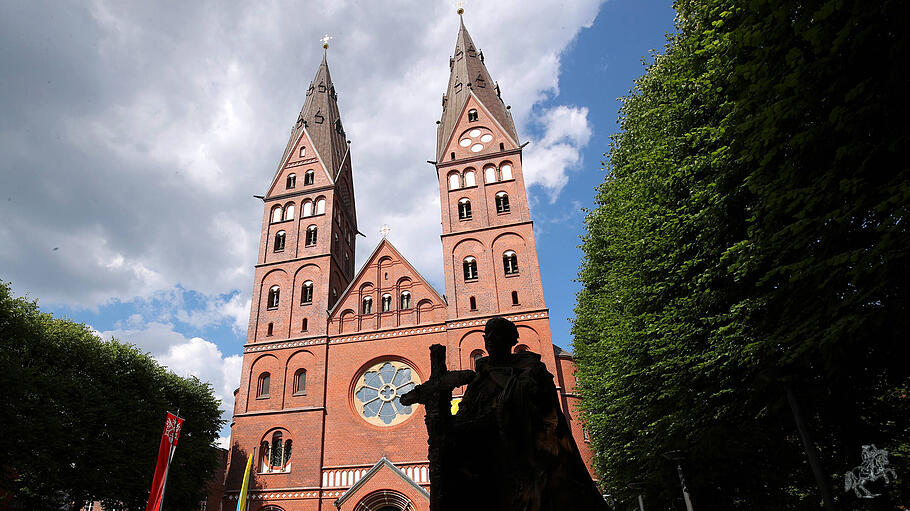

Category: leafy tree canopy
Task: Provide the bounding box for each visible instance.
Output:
[0,281,224,510]
[573,1,909,508]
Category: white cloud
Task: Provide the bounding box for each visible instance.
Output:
[0,0,604,311]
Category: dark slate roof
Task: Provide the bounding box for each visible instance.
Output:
[436,16,518,160]
[278,53,350,181]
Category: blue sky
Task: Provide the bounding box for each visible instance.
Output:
[0,0,675,443]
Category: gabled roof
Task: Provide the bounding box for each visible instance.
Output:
[436,16,518,160]
[328,238,446,317]
[334,457,430,507]
[276,53,350,183]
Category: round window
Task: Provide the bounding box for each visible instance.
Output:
[353,361,420,426]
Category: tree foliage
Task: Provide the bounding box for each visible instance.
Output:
[0,281,224,510]
[573,1,910,508]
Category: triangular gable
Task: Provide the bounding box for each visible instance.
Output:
[440,91,519,162]
[328,238,445,319]
[265,125,335,198]
[334,457,429,508]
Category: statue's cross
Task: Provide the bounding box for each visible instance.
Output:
[321,34,334,49]
[400,344,474,511]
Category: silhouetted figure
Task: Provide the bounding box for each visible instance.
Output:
[404,317,608,511]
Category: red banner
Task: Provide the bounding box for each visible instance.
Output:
[145,412,184,511]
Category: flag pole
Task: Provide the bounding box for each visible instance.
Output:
[157,410,181,511]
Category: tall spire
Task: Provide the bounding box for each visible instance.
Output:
[436,15,518,160]
[278,51,349,181]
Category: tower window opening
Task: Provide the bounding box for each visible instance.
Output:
[512,290,519,305]
[294,369,307,395]
[500,163,513,180]
[471,349,484,369]
[362,295,373,315]
[468,109,478,122]
[469,296,477,310]
[302,200,313,217]
[304,170,314,186]
[448,172,460,190]
[301,280,314,304]
[286,173,296,189]
[267,286,280,309]
[271,205,283,224]
[274,231,286,252]
[306,225,318,246]
[257,373,270,398]
[299,146,306,157]
[381,293,392,312]
[495,192,510,213]
[463,256,478,281]
[499,142,504,151]
[266,322,274,336]
[400,290,411,309]
[284,203,295,221]
[503,250,519,275]
[464,170,476,187]
[451,152,455,161]
[262,431,292,473]
[458,198,472,220]
[301,318,308,331]
[485,166,497,183]
[315,198,326,215]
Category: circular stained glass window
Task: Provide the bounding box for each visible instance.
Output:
[354,361,420,426]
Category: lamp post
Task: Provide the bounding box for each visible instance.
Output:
[663,451,694,511]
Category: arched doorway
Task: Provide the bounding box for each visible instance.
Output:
[353,489,415,511]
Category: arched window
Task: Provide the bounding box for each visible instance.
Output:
[267,322,274,336]
[485,166,497,183]
[299,146,306,157]
[471,349,484,369]
[463,170,476,187]
[512,290,519,305]
[267,286,280,309]
[306,225,317,246]
[304,170,315,186]
[261,431,292,473]
[448,172,460,190]
[500,163,513,180]
[362,295,373,314]
[458,198,472,220]
[503,251,519,275]
[293,369,306,395]
[469,296,477,310]
[300,281,313,304]
[315,198,326,215]
[400,290,411,309]
[286,173,296,189]
[468,109,478,122]
[271,205,283,224]
[257,373,270,398]
[495,192,510,213]
[381,293,392,312]
[273,231,286,252]
[284,203,295,221]
[463,256,478,280]
[302,200,313,217]
[514,344,530,353]
[301,318,308,331]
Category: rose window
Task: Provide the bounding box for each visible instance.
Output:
[354,361,420,426]
[458,127,494,153]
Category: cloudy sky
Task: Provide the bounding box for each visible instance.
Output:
[0,0,675,444]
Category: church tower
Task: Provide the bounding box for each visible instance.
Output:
[223,17,596,511]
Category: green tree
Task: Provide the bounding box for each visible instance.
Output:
[573,1,909,509]
[0,281,224,510]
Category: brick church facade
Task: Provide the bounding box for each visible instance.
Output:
[223,16,594,511]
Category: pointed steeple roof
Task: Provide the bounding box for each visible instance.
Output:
[436,16,518,160]
[278,53,350,180]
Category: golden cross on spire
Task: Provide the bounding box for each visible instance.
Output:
[321,34,334,50]
[455,0,464,15]
[379,224,391,238]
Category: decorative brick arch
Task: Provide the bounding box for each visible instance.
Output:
[354,490,416,511]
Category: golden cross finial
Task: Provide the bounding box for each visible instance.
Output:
[321,34,334,50]
[455,0,464,15]
[379,224,391,238]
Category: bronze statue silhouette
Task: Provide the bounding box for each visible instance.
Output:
[402,317,608,511]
